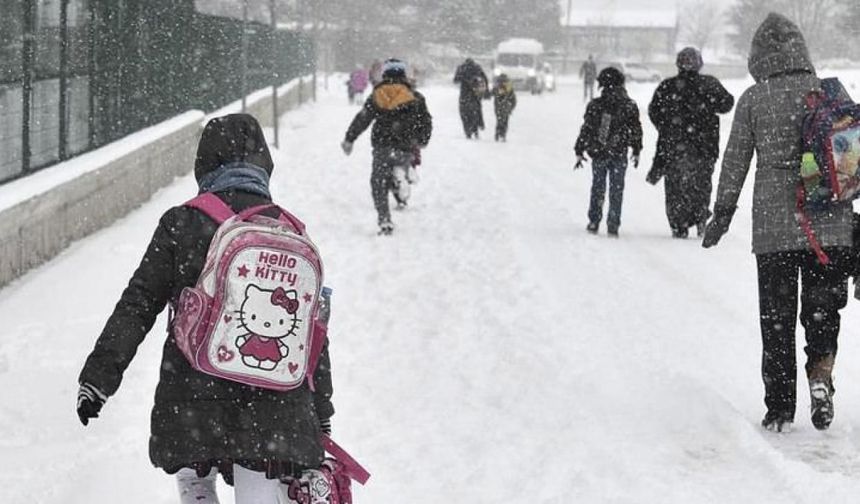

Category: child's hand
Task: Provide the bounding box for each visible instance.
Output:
[341,140,354,156]
[77,382,107,426]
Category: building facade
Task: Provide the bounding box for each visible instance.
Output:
[561,10,678,63]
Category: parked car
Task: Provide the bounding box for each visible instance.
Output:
[621,62,661,83]
[605,62,662,83]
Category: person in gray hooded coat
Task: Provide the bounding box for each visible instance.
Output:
[702,14,853,433]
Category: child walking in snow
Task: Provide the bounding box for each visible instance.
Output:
[341,58,433,235]
[76,114,335,503]
[492,73,517,142]
[574,67,643,237]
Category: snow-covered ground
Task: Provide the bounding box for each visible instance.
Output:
[3,70,860,503]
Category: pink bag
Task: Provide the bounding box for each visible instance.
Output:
[172,193,327,391]
[283,435,371,504]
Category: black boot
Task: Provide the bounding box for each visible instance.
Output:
[808,354,835,430]
[761,410,794,433]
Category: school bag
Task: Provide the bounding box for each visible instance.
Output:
[796,77,860,264]
[171,193,328,391]
[282,435,371,504]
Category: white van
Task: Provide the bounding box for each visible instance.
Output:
[493,38,545,94]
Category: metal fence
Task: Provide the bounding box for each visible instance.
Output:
[0,0,314,185]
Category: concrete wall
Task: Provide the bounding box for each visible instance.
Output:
[0,76,315,289]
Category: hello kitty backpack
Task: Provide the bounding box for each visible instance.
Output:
[171,193,327,391]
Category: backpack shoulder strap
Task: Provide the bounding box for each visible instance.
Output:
[821,77,846,102]
[184,193,235,225]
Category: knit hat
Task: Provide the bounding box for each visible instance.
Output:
[597,67,625,88]
[382,58,407,79]
[676,47,703,72]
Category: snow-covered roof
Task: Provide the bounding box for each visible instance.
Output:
[496,38,545,55]
[562,10,677,29]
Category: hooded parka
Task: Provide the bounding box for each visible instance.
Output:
[78,114,334,480]
[712,14,853,254]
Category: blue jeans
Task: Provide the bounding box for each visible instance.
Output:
[588,157,627,229]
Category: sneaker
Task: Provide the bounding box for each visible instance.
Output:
[810,380,834,430]
[607,227,619,238]
[762,411,794,433]
[586,222,599,234]
[378,221,395,236]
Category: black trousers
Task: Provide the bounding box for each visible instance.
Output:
[371,149,412,225]
[755,248,851,418]
[495,111,510,139]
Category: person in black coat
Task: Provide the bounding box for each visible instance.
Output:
[574,67,643,237]
[453,58,489,139]
[77,114,334,500]
[647,47,735,238]
[342,58,433,235]
[492,73,517,142]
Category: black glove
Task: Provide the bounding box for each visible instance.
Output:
[319,417,332,435]
[77,382,107,426]
[574,154,587,170]
[702,206,736,248]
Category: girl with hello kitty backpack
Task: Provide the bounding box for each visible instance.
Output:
[77,114,368,503]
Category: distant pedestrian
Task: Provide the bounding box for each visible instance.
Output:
[647,47,734,238]
[702,14,853,433]
[454,58,489,139]
[574,67,643,237]
[492,74,517,142]
[347,65,370,104]
[341,59,433,235]
[579,55,597,102]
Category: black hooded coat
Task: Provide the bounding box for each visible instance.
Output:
[647,70,734,180]
[78,114,334,480]
[454,59,489,136]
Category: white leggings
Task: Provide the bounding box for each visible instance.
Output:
[177,466,284,504]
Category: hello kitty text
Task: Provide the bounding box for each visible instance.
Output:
[254,251,299,286]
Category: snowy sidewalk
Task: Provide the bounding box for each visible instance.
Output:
[4,76,860,503]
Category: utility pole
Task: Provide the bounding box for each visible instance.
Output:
[270,0,279,148]
[563,0,573,74]
[241,0,249,113]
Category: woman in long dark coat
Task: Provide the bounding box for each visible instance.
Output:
[454,58,489,139]
[648,47,734,238]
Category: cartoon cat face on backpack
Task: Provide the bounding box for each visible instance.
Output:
[239,285,300,338]
[235,285,302,371]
